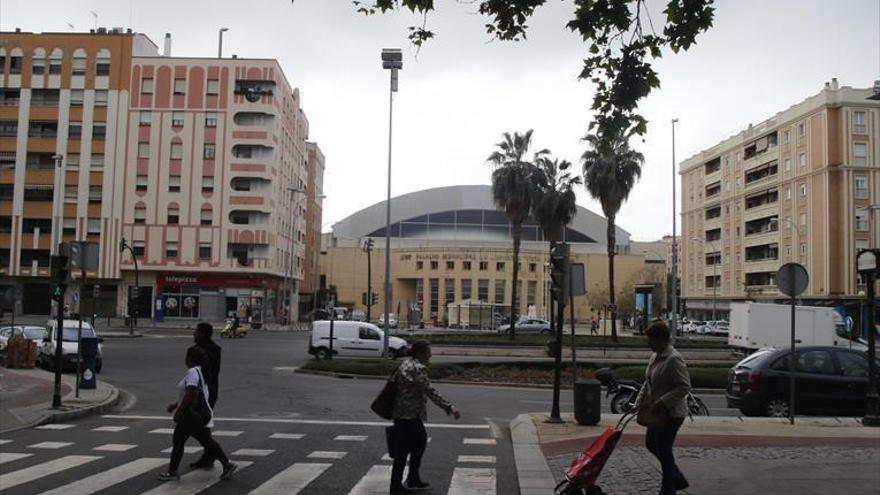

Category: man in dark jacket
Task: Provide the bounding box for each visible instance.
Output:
[190,322,221,469]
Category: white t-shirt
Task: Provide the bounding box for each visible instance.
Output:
[176,366,214,428]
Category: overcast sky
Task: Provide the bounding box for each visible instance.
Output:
[2,0,878,240]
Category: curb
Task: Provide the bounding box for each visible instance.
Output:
[511,413,556,495]
[100,333,144,339]
[0,380,121,434]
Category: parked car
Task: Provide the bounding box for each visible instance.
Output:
[726,346,880,417]
[498,318,551,335]
[38,320,104,372]
[309,320,407,359]
[706,320,729,336]
[0,325,48,352]
[375,313,398,329]
[683,320,707,334]
[350,310,367,322]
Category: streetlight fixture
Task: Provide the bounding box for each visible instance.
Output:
[670,118,679,335]
[856,248,880,426]
[380,48,402,358]
[218,27,229,58]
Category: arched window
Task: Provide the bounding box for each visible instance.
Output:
[71,48,87,76]
[48,48,63,74]
[9,48,23,75]
[31,48,46,75]
[95,49,110,76]
[0,48,7,75]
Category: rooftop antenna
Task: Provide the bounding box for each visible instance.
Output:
[66,22,75,31]
[90,10,98,30]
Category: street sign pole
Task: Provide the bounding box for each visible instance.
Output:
[857,249,880,427]
[776,262,809,425]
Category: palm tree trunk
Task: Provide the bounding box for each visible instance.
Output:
[510,224,521,340]
[607,215,617,342]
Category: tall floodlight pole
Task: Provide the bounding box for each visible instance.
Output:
[671,118,679,336]
[218,27,228,58]
[381,48,402,358]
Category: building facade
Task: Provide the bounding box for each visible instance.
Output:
[680,81,880,320]
[0,29,323,323]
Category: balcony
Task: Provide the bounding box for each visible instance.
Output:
[233,112,276,127]
[227,243,270,269]
[228,210,271,226]
[231,144,273,161]
[744,160,778,190]
[230,177,272,195]
[233,80,276,106]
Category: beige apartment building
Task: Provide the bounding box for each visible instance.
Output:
[0,29,324,323]
[680,80,879,320]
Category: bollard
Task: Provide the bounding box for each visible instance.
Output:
[574,379,602,426]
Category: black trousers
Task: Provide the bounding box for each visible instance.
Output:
[169,421,228,473]
[645,417,686,494]
[391,418,427,488]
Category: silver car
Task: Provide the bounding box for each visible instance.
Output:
[0,325,48,352]
[498,318,551,335]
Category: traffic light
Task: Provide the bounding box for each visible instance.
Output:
[362,292,367,306]
[93,284,101,298]
[550,242,570,303]
[50,255,69,301]
[371,292,378,306]
[131,286,140,300]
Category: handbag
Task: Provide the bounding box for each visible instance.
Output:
[179,368,211,429]
[370,369,398,420]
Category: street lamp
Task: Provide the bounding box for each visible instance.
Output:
[380,48,402,358]
[119,238,139,336]
[857,249,880,426]
[218,27,229,58]
[690,236,718,322]
[671,118,679,336]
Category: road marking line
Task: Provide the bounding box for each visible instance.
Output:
[246,462,331,494]
[269,433,305,440]
[457,455,496,464]
[139,460,253,495]
[35,424,76,430]
[92,426,129,432]
[103,415,490,429]
[149,428,175,434]
[160,446,202,454]
[0,439,11,445]
[232,448,275,456]
[0,452,33,465]
[38,457,166,495]
[212,430,243,437]
[93,444,138,452]
[381,454,392,462]
[334,435,367,441]
[28,441,74,449]
[463,438,496,445]
[307,451,347,459]
[0,455,101,490]
[447,467,496,494]
[348,465,391,495]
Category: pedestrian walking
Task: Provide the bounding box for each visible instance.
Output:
[389,340,460,494]
[190,322,221,469]
[633,321,691,494]
[158,346,237,482]
[590,315,598,336]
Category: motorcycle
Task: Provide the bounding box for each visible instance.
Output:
[220,319,248,338]
[594,367,710,416]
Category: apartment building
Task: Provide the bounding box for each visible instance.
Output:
[0,29,323,323]
[299,141,325,317]
[680,80,879,320]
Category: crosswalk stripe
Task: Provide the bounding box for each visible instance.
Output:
[457,455,496,464]
[0,452,33,465]
[38,457,166,495]
[232,448,275,456]
[139,460,253,495]
[160,446,202,454]
[0,455,102,490]
[93,444,138,452]
[347,465,391,495]
[463,438,496,445]
[307,451,347,459]
[447,467,496,495]
[212,430,243,437]
[149,428,175,435]
[92,426,129,432]
[269,433,305,440]
[103,415,490,429]
[246,462,331,495]
[28,441,74,449]
[334,435,367,442]
[0,439,11,445]
[35,424,77,430]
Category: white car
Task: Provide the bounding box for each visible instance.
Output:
[683,320,707,334]
[0,325,48,351]
[38,320,104,372]
[309,320,407,359]
[706,321,729,336]
[498,318,552,335]
[375,313,398,329]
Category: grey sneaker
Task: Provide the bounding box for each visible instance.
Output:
[157,471,180,481]
[220,462,238,480]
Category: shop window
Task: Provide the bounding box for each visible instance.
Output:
[163,286,200,318]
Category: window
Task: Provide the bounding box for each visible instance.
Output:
[86,218,100,235]
[783,130,790,145]
[94,90,108,107]
[200,208,212,225]
[853,111,866,133]
[71,51,86,76]
[527,280,537,306]
[494,279,505,304]
[837,352,868,377]
[69,121,82,139]
[799,213,807,226]
[797,122,805,139]
[174,78,186,95]
[799,183,806,197]
[445,278,455,308]
[132,241,145,257]
[798,153,806,169]
[95,53,110,76]
[48,50,62,74]
[88,186,101,203]
[64,185,78,202]
[206,79,220,95]
[172,112,184,127]
[786,245,792,257]
[496,261,505,271]
[167,207,179,224]
[430,260,438,270]
[31,53,46,75]
[92,122,106,140]
[199,242,212,260]
[855,175,869,199]
[785,187,791,200]
[462,261,471,270]
[205,112,218,127]
[446,260,454,270]
[797,350,835,375]
[134,206,146,224]
[478,279,489,302]
[141,78,154,94]
[461,279,472,300]
[203,144,216,160]
[856,210,869,231]
[201,176,214,193]
[529,263,537,273]
[67,153,80,168]
[800,243,807,256]
[62,218,76,235]
[784,158,791,172]
[168,176,181,193]
[165,241,178,259]
[135,175,148,192]
[139,111,152,127]
[854,143,867,165]
[429,278,439,317]
[88,153,104,170]
[479,261,488,271]
[137,142,150,158]
[70,89,84,106]
[170,142,183,159]
[416,261,423,270]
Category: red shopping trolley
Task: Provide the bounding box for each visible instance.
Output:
[554,411,637,495]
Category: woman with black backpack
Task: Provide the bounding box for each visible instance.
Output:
[157,346,238,482]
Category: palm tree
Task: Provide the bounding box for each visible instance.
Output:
[487,130,548,339]
[581,132,644,341]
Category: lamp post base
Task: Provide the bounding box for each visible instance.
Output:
[863,395,880,427]
[545,416,564,424]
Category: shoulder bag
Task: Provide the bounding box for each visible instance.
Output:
[635,363,669,427]
[370,368,399,420]
[179,368,211,429]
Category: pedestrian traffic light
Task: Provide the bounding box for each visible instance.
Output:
[50,255,69,301]
[93,284,101,298]
[131,286,140,300]
[362,292,367,306]
[550,242,570,302]
[371,292,378,306]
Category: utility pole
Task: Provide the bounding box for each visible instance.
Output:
[380,48,402,358]
[857,249,880,426]
[548,241,569,423]
[363,239,374,322]
[670,118,679,336]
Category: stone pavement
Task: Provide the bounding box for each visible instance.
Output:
[513,412,880,495]
[0,367,118,433]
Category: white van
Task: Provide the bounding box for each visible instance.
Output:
[309,320,408,359]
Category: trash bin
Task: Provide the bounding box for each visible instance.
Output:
[574,379,601,426]
[80,336,98,390]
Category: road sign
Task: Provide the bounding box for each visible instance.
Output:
[776,262,809,297]
[607,304,617,312]
[569,263,586,296]
[858,249,878,273]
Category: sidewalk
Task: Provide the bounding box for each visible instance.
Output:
[512,412,880,495]
[0,367,119,433]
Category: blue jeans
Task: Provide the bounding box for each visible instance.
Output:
[645,417,686,494]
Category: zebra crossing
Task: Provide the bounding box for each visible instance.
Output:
[0,416,506,494]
